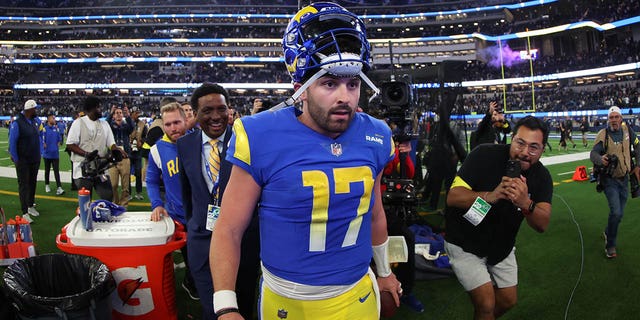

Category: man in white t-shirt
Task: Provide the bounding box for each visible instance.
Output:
[66,96,127,200]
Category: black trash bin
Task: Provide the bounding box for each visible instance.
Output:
[2,253,116,320]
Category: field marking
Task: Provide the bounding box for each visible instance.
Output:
[0,189,151,206]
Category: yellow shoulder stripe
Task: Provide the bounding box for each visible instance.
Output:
[450,176,472,190]
[232,119,251,165]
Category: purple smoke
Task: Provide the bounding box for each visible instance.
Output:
[478,43,525,68]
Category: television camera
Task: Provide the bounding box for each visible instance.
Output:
[378,79,417,143]
[81,149,123,178]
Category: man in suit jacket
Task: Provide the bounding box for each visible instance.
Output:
[177,82,259,320]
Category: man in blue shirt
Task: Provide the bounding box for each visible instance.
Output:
[9,100,42,223]
[106,104,134,206]
[41,114,65,195]
[146,102,198,299]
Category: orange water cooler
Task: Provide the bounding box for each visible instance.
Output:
[56,211,186,320]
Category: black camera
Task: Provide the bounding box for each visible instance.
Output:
[377,80,418,143]
[505,159,521,178]
[81,150,123,178]
[382,178,416,207]
[592,154,619,192]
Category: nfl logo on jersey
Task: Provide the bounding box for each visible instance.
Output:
[331,142,343,156]
[277,309,288,319]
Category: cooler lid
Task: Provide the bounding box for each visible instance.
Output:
[65,211,175,247]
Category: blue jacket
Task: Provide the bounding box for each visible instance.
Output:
[146,135,185,225]
[9,113,41,163]
[41,124,62,159]
[177,128,232,235]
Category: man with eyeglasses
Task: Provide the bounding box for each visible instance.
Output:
[590,106,640,259]
[444,116,553,320]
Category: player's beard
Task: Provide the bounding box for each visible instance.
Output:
[306,98,355,136]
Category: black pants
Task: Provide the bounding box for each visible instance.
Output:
[75,175,113,201]
[130,156,143,194]
[16,161,40,214]
[43,158,62,187]
[69,159,78,190]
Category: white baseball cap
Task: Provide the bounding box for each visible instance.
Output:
[24,99,39,110]
[608,106,621,117]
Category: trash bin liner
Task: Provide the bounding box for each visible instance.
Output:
[2,253,116,320]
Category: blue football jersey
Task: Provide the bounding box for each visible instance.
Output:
[227,107,394,286]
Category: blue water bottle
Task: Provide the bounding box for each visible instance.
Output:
[78,187,93,231]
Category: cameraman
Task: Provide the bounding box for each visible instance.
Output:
[107,104,134,206]
[382,138,425,313]
[66,96,127,200]
[590,106,640,259]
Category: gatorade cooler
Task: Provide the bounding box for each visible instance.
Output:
[56,211,186,320]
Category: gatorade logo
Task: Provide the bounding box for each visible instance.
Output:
[111,266,154,316]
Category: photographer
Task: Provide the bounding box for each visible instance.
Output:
[107,104,134,206]
[444,116,552,319]
[471,101,511,150]
[66,96,127,200]
[590,106,640,259]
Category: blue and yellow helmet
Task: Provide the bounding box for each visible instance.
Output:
[283,2,372,84]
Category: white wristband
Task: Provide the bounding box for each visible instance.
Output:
[372,238,392,277]
[213,290,238,314]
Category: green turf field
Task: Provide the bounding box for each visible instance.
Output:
[1,127,639,319]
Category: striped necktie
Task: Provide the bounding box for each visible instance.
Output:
[208,139,220,183]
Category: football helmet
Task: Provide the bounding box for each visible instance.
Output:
[272,2,379,110]
[283,2,372,83]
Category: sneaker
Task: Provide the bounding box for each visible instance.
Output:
[134,194,144,200]
[605,247,617,259]
[22,214,34,223]
[400,293,424,313]
[45,185,51,193]
[181,278,200,301]
[56,187,65,195]
[27,206,40,217]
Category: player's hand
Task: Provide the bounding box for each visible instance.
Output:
[218,312,244,320]
[151,207,167,221]
[377,272,402,307]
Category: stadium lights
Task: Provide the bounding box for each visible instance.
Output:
[11,62,638,92]
[0,0,557,22]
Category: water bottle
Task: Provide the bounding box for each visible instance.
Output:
[16,215,32,242]
[5,218,17,243]
[78,187,93,231]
